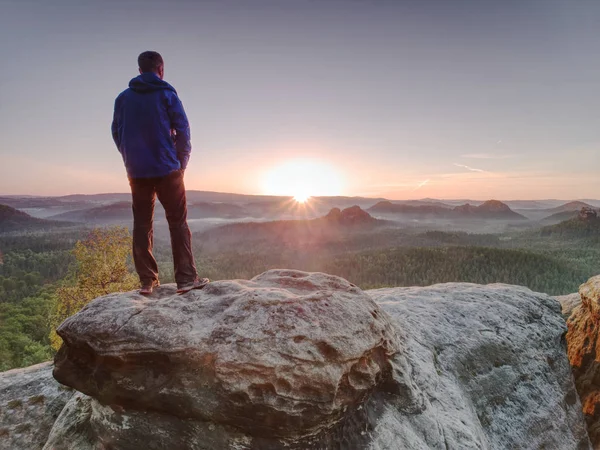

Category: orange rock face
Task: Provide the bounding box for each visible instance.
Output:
[566,275,600,447]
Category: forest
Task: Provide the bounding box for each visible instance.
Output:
[0,217,597,371]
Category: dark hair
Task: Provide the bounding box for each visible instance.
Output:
[138,51,164,73]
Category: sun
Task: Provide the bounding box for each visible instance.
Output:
[263,159,343,201]
[294,193,310,203]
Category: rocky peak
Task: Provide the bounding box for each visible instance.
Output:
[477,199,512,212]
[324,205,376,225]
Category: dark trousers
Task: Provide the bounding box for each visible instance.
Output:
[129,169,197,285]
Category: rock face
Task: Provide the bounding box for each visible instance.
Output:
[324,206,378,226]
[371,284,589,449]
[566,275,600,447]
[0,362,74,450]
[3,270,591,449]
[53,270,401,443]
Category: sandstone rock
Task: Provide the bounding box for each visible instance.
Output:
[46,271,591,449]
[567,275,600,448]
[43,392,253,450]
[0,361,74,450]
[370,283,590,450]
[53,270,400,441]
[323,206,377,226]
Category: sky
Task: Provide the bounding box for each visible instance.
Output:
[0,0,598,200]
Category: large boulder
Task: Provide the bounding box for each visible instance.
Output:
[53,270,401,442]
[0,362,74,450]
[7,270,590,449]
[566,275,600,447]
[371,283,589,449]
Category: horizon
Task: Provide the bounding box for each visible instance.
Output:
[1,188,599,204]
[1,0,599,199]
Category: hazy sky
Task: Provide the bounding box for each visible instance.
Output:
[0,0,598,199]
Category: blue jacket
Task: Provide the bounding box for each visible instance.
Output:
[111,72,192,178]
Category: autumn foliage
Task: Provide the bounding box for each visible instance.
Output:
[50,227,138,349]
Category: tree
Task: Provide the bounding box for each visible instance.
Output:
[50,227,138,350]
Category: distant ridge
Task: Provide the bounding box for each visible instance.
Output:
[49,201,255,224]
[197,206,383,250]
[368,199,527,220]
[467,200,527,220]
[538,202,599,224]
[49,202,132,224]
[544,201,596,215]
[368,201,449,216]
[0,204,70,232]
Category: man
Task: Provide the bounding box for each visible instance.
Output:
[111,51,209,295]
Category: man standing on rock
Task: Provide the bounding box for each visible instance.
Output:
[111,51,209,295]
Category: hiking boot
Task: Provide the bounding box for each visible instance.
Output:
[177,277,210,294]
[140,279,160,295]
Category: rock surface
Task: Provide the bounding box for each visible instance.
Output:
[371,283,589,449]
[0,361,74,450]
[43,392,254,450]
[3,270,592,449]
[53,270,400,441]
[566,275,600,448]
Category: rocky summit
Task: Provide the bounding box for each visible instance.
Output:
[1,270,593,449]
[52,270,400,441]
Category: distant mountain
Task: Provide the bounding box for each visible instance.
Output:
[501,200,566,210]
[368,199,526,221]
[0,204,70,232]
[540,204,600,224]
[56,193,132,203]
[544,201,596,215]
[50,191,386,209]
[188,202,250,219]
[196,206,383,251]
[49,200,256,224]
[397,200,454,208]
[49,202,132,224]
[466,200,527,220]
[0,196,66,208]
[368,201,449,216]
[5,191,599,221]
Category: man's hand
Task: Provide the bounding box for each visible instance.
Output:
[166,93,191,170]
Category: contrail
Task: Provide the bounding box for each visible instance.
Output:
[460,153,512,159]
[453,163,486,173]
[412,179,430,191]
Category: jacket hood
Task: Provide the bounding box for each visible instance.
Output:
[128,72,177,94]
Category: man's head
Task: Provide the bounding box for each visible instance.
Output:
[138,51,164,79]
